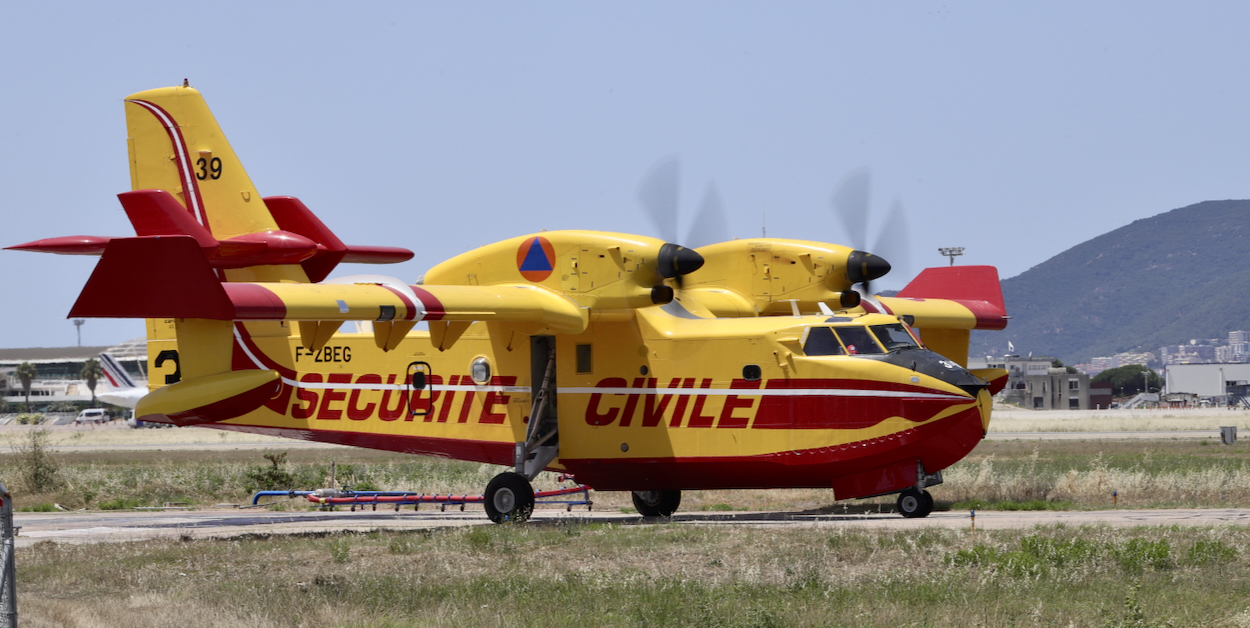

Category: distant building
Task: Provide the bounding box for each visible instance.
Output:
[974,355,1091,410]
[1113,352,1155,368]
[1165,363,1250,402]
[1090,382,1114,410]
[1161,344,1216,365]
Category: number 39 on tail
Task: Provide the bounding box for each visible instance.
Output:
[9,85,1009,522]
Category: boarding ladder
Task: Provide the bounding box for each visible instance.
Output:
[515,343,559,479]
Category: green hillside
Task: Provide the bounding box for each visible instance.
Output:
[968,200,1250,364]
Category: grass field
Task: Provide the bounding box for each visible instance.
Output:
[8,414,1250,626]
[16,522,1250,627]
[5,426,1250,513]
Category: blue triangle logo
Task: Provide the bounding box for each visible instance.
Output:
[520,238,552,271]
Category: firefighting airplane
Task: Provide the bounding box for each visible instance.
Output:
[9,85,1008,523]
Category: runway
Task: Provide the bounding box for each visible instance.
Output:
[14,506,1250,547]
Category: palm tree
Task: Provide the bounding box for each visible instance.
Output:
[80,358,103,405]
[16,362,37,413]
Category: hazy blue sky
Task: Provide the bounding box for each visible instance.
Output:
[3,3,1248,348]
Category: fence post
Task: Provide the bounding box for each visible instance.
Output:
[0,481,14,628]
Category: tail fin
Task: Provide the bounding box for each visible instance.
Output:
[125,86,274,241]
[99,353,138,389]
[9,85,413,282]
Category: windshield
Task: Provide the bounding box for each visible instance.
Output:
[834,327,884,355]
[870,323,921,352]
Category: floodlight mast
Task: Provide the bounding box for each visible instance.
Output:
[938,247,965,266]
[73,318,85,346]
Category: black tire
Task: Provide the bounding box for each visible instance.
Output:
[897,488,933,518]
[631,489,682,517]
[484,472,535,524]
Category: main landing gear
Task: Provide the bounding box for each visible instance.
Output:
[484,472,535,524]
[897,487,934,518]
[632,489,682,517]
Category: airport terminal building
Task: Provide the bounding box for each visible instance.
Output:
[0,338,148,403]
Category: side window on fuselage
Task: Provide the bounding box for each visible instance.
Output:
[802,327,846,356]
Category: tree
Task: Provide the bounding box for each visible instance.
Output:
[16,362,37,413]
[1051,358,1078,374]
[80,358,103,405]
[1092,364,1163,397]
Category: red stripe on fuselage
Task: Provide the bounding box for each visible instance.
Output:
[410,286,445,320]
[191,422,515,466]
[752,378,970,430]
[562,404,985,491]
[232,322,298,379]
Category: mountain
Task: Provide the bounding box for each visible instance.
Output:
[968,200,1250,364]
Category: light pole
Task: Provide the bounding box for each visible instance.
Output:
[938,247,965,266]
[72,319,85,346]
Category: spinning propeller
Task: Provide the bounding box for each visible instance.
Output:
[635,156,732,288]
[830,167,912,298]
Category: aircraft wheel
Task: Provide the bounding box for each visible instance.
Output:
[484,472,535,524]
[631,489,682,517]
[897,488,933,518]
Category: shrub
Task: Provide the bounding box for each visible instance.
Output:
[12,428,60,492]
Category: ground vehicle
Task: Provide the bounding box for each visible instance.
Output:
[75,408,108,424]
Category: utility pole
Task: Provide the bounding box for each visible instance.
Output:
[938,247,965,266]
[1,481,15,628]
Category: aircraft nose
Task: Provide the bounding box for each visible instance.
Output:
[846,250,891,283]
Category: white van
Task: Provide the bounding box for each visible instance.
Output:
[75,408,108,424]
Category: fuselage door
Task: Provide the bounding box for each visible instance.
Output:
[407,361,432,417]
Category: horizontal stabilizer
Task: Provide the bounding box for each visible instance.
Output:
[888,266,1007,330]
[265,196,414,282]
[5,235,112,255]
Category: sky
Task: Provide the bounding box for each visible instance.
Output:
[3,2,1250,349]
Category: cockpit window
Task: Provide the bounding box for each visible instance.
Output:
[870,323,920,352]
[802,326,846,356]
[833,327,884,355]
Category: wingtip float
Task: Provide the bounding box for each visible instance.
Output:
[10,85,1008,522]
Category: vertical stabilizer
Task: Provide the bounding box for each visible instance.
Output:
[125,86,277,240]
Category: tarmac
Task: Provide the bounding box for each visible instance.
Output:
[13,506,1250,547]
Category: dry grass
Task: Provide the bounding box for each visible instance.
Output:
[990,407,1250,432]
[15,522,1250,627]
[0,422,302,448]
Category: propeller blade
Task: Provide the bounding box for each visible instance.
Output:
[870,196,911,283]
[831,167,871,251]
[686,181,730,248]
[636,155,681,244]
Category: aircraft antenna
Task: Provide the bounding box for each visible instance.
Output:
[938,247,965,266]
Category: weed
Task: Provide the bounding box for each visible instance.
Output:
[1185,539,1236,566]
[18,503,57,512]
[1117,539,1173,573]
[11,428,60,493]
[243,451,296,491]
[98,497,141,510]
[328,537,351,563]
